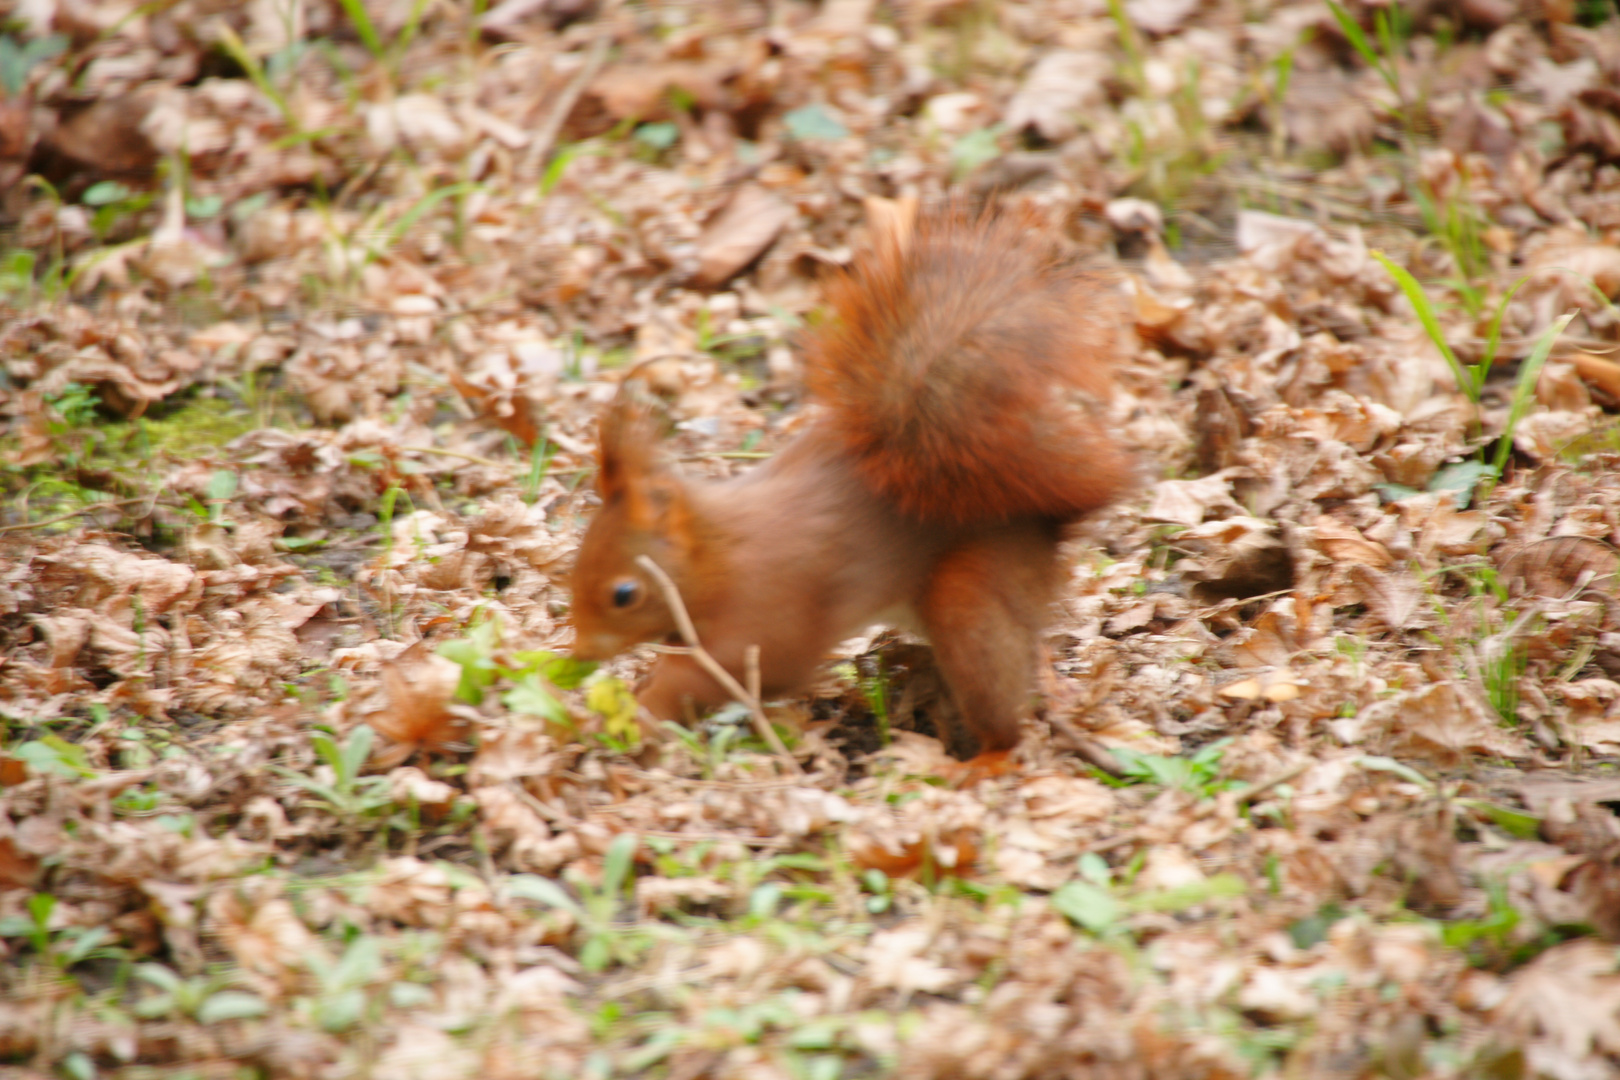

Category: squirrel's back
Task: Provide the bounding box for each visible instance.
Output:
[801,209,1135,526]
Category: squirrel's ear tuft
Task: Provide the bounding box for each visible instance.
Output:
[595,401,659,502]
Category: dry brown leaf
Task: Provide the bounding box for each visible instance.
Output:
[372,643,468,754]
[691,184,795,288]
[1177,516,1294,602]
[1495,940,1620,1065]
[1501,536,1620,600]
[1147,474,1241,526]
[1380,681,1530,762]
[1004,51,1109,141]
[1350,564,1427,632]
[1311,517,1393,569]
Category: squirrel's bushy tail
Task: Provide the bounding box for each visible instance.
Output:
[802,209,1137,525]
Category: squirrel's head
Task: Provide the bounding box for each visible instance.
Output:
[569,403,697,661]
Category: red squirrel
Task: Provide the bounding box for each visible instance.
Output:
[568,208,1136,774]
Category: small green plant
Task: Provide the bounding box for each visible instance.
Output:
[1374,252,1576,498]
[216,25,303,135]
[693,308,770,369]
[1118,59,1225,242]
[860,662,892,748]
[8,734,97,779]
[859,868,893,914]
[0,192,82,306]
[129,964,268,1023]
[0,32,68,97]
[435,615,605,737]
[1356,756,1540,838]
[1107,737,1232,795]
[632,121,680,161]
[82,180,155,242]
[508,832,645,972]
[1437,879,1519,965]
[1051,853,1246,937]
[584,674,642,751]
[540,141,588,196]
[0,893,122,969]
[1416,182,1490,314]
[46,381,101,430]
[267,724,395,818]
[299,934,385,1033]
[662,711,749,779]
[1480,632,1526,724]
[1104,0,1146,92]
[1328,1,1495,302]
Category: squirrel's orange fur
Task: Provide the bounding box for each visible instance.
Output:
[570,210,1136,769]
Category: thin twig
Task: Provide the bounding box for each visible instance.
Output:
[1233,760,1311,806]
[1047,715,1126,779]
[745,644,761,704]
[629,768,833,791]
[625,828,793,848]
[398,445,511,469]
[520,22,613,180]
[0,496,161,535]
[396,445,591,476]
[634,554,802,774]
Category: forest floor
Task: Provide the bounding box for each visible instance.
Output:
[3,1,1620,1077]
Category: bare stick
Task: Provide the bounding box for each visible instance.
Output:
[0,496,163,535]
[1047,714,1127,779]
[635,554,802,773]
[1233,761,1311,806]
[520,22,612,180]
[745,644,761,704]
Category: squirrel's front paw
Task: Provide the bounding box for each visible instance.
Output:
[943,749,1018,787]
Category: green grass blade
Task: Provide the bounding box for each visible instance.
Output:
[341,724,375,785]
[1325,0,1392,90]
[216,25,300,133]
[601,832,638,897]
[1491,311,1576,478]
[395,0,434,58]
[365,182,477,265]
[1481,275,1533,374]
[1371,250,1479,406]
[335,0,386,59]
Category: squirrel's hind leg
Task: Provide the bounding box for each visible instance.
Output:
[919,524,1062,772]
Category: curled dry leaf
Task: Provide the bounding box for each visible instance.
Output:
[1570,353,1620,400]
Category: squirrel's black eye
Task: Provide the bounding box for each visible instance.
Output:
[612,580,640,608]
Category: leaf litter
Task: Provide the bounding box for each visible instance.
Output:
[1,0,1620,1078]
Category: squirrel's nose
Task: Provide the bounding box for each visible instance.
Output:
[570,632,619,662]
